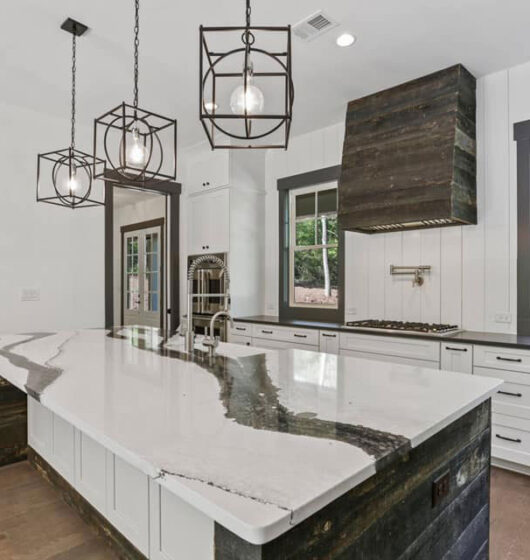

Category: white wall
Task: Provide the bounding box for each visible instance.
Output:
[0,100,104,333]
[264,60,530,333]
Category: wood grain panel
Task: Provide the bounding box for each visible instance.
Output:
[339,64,477,233]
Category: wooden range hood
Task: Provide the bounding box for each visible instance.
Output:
[338,64,477,233]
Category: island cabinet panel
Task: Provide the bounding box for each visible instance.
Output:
[75,430,108,517]
[51,413,75,484]
[27,396,53,461]
[214,401,491,560]
[0,377,27,466]
[149,480,214,560]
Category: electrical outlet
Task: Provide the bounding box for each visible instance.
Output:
[21,289,40,302]
[432,471,450,507]
[495,313,512,324]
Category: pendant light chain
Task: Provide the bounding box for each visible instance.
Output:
[133,0,140,109]
[70,32,77,149]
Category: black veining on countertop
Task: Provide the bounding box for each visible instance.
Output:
[0,332,64,400]
[108,327,411,469]
[236,316,530,350]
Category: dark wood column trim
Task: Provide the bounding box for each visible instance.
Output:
[515,120,530,335]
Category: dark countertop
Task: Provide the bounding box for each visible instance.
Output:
[235,315,530,350]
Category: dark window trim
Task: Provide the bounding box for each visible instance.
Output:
[105,181,181,333]
[277,165,344,323]
[515,120,530,335]
[120,218,165,329]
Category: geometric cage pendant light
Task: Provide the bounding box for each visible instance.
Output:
[93,0,177,187]
[37,18,106,209]
[199,0,294,149]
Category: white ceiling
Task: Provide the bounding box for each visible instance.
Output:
[3,0,530,148]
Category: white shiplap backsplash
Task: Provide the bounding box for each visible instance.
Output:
[264,63,528,333]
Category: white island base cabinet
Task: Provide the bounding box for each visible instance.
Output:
[28,396,218,559]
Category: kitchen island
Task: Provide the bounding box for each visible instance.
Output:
[0,327,501,559]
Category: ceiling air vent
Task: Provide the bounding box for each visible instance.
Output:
[292,11,339,42]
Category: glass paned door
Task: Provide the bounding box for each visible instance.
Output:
[123,226,162,327]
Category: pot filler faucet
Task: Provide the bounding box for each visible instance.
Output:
[184,255,232,354]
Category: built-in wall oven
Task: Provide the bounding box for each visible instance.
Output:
[187,253,228,341]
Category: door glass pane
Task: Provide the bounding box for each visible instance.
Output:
[145,271,158,292]
[293,248,338,307]
[127,291,139,311]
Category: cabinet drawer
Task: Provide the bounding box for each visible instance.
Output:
[251,324,318,346]
[474,366,530,420]
[319,331,340,355]
[340,348,439,369]
[229,335,252,346]
[230,323,252,337]
[339,333,440,363]
[440,343,473,374]
[473,345,530,373]
[492,413,530,467]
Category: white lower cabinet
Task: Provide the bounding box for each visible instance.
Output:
[28,397,53,461]
[52,413,75,484]
[440,343,473,374]
[149,480,214,560]
[252,337,318,351]
[230,334,252,346]
[106,454,150,556]
[340,349,439,369]
[75,430,108,516]
[319,331,340,354]
[492,413,530,467]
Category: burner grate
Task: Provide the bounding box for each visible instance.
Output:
[345,320,460,334]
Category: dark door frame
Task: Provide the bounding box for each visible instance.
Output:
[105,179,181,332]
[515,120,530,335]
[120,218,165,328]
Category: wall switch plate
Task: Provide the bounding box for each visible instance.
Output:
[495,313,512,324]
[432,470,450,507]
[21,289,40,302]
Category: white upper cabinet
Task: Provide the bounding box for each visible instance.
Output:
[188,188,230,255]
[187,151,230,194]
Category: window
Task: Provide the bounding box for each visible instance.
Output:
[278,165,343,322]
[289,183,339,309]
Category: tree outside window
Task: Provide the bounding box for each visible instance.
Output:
[289,183,339,308]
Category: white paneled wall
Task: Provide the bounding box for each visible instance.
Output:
[263,60,530,333]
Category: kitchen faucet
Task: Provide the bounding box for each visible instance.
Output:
[184,255,230,353]
[202,310,234,357]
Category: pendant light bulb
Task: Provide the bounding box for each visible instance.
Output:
[230,64,264,116]
[66,167,79,196]
[126,127,149,167]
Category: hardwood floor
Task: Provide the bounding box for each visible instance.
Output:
[0,461,115,560]
[0,461,529,559]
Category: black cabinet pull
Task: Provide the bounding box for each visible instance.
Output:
[261,330,273,335]
[235,327,246,331]
[497,390,523,398]
[293,334,307,339]
[496,434,522,444]
[445,346,467,352]
[496,356,522,363]
[322,333,337,338]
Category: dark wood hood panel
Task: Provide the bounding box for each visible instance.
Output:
[339,64,477,233]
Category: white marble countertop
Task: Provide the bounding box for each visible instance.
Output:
[0,327,502,544]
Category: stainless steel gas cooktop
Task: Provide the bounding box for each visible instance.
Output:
[344,320,461,336]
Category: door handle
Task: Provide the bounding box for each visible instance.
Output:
[495,434,522,444]
[445,346,467,352]
[261,330,273,335]
[321,333,337,338]
[496,356,522,363]
[497,390,523,398]
[293,334,307,339]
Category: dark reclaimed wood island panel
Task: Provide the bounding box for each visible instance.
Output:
[339,64,477,233]
[215,400,491,560]
[0,377,28,466]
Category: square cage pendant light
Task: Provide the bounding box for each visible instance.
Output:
[199,0,294,149]
[93,0,177,187]
[37,19,106,209]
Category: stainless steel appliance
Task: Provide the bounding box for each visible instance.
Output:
[345,320,461,336]
[184,254,230,349]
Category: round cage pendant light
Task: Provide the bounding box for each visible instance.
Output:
[37,19,106,209]
[199,0,294,149]
[93,0,177,187]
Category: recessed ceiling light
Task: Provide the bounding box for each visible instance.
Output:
[336,33,356,47]
[204,101,218,112]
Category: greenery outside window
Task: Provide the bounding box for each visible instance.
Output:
[289,182,339,309]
